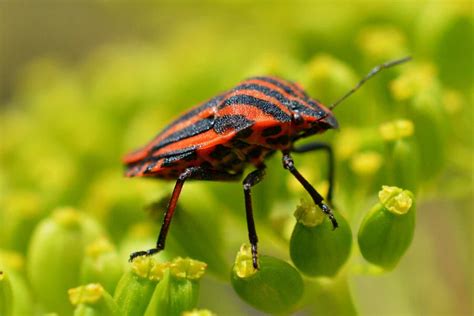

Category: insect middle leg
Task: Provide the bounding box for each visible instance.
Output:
[129,167,240,262]
[292,142,334,204]
[242,165,266,269]
[282,152,338,229]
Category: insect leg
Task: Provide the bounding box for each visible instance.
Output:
[292,142,334,204]
[282,152,338,229]
[129,167,198,261]
[243,166,266,269]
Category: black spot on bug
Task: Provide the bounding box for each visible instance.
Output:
[261,125,282,137]
[266,135,290,146]
[266,138,278,145]
[236,128,253,139]
[210,144,232,160]
[277,135,290,145]
[231,138,251,149]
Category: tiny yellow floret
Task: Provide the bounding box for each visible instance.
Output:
[378,186,413,215]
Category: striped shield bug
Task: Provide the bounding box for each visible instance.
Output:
[124,57,411,268]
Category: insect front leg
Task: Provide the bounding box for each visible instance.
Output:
[282,152,338,229]
[292,142,334,204]
[129,167,199,262]
[242,165,266,269]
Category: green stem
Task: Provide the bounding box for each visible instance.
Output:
[303,273,357,316]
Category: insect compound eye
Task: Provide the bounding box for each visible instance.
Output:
[292,112,304,125]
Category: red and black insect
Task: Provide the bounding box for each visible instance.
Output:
[124,57,411,268]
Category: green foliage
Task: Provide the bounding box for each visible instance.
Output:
[0,1,472,315]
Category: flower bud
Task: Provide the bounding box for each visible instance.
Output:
[145,257,206,316]
[0,271,13,316]
[335,127,387,206]
[304,55,356,112]
[114,256,168,316]
[380,120,420,193]
[80,237,123,293]
[83,172,157,242]
[69,283,119,316]
[358,186,416,270]
[390,64,447,179]
[357,26,407,61]
[350,151,383,177]
[290,199,352,277]
[0,252,34,316]
[27,207,103,315]
[231,244,304,314]
[0,192,44,252]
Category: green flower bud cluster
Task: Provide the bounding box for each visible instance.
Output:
[231,244,304,314]
[145,257,206,316]
[114,256,206,316]
[1,202,213,316]
[80,237,124,293]
[358,186,416,270]
[0,5,467,315]
[290,198,352,277]
[113,256,167,315]
[69,283,119,316]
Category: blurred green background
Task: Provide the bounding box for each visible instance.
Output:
[0,1,472,315]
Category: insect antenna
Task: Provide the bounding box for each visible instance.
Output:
[329,56,412,110]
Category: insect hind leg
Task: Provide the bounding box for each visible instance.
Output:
[129,167,196,261]
[129,167,242,262]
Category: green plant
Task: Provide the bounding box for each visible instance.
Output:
[0,1,471,315]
